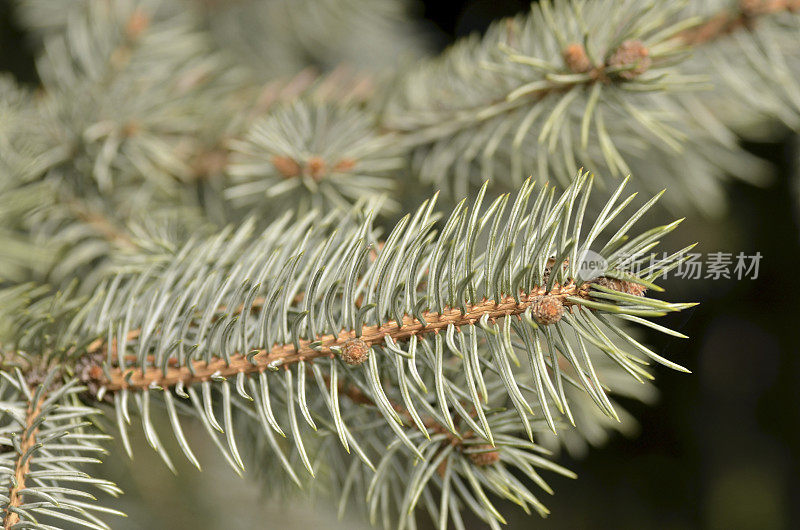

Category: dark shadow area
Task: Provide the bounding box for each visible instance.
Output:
[0,0,38,84]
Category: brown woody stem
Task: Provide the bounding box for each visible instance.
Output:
[679,0,799,45]
[71,206,137,252]
[3,389,45,529]
[94,282,590,392]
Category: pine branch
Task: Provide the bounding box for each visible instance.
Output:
[0,369,122,529]
[67,172,693,401]
[379,0,795,212]
[679,0,800,45]
[95,279,636,392]
[2,385,44,529]
[679,0,800,138]
[0,1,748,527]
[0,4,235,290]
[226,100,403,211]
[0,172,692,529]
[31,2,243,192]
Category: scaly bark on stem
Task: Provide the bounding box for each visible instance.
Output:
[3,389,45,529]
[95,282,590,392]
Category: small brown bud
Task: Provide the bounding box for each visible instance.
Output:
[121,121,141,137]
[531,295,565,325]
[608,40,651,79]
[563,43,592,73]
[340,338,370,366]
[467,444,500,467]
[333,158,356,172]
[306,156,327,181]
[271,155,301,178]
[75,352,109,399]
[125,9,150,40]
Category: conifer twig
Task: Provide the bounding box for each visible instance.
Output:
[379,0,794,212]
[0,371,121,529]
[95,279,620,391]
[3,388,45,529]
[68,202,137,252]
[0,1,746,527]
[387,1,798,136]
[679,0,800,45]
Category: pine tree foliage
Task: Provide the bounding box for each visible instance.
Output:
[196,0,434,80]
[2,172,694,528]
[0,367,122,529]
[1,0,797,528]
[226,100,404,211]
[680,0,800,138]
[380,0,797,213]
[1,0,240,291]
[33,0,243,190]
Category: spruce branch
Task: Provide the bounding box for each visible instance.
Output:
[31,0,245,193]
[0,369,122,529]
[226,100,404,211]
[379,0,795,212]
[2,385,44,529]
[94,280,646,392]
[194,0,434,80]
[679,0,800,45]
[72,171,693,398]
[679,0,800,138]
[0,1,757,527]
[0,3,236,290]
[0,171,693,526]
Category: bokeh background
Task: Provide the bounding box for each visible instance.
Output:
[2,1,799,528]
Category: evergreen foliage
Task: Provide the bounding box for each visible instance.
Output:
[0,0,797,528]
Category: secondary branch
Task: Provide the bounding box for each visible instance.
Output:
[3,389,45,529]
